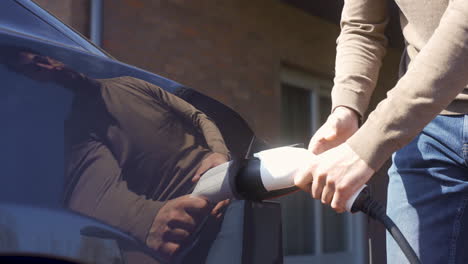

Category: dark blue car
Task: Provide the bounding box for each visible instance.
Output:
[0,1,282,263]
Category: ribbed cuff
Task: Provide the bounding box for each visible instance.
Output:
[331,85,372,119]
[346,117,398,171]
[210,144,231,160]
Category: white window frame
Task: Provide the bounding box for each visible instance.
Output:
[280,67,367,264]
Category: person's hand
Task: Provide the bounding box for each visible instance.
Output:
[146,195,211,262]
[294,143,374,213]
[308,106,359,154]
[192,152,229,182]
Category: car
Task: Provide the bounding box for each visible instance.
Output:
[0,0,282,263]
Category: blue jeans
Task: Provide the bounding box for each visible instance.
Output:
[387,115,468,264]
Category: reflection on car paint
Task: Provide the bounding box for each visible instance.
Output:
[1,45,234,263]
[0,1,288,262]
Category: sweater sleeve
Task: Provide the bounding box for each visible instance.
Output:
[332,0,389,117]
[141,80,230,158]
[65,140,165,244]
[347,0,468,170]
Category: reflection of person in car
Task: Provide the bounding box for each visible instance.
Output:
[2,47,230,263]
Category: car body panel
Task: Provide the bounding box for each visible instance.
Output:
[0,1,280,263]
[0,203,130,264]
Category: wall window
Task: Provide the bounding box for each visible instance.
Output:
[279,66,366,264]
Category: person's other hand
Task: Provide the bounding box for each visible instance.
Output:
[192,152,229,182]
[146,195,211,262]
[308,106,359,154]
[294,143,374,213]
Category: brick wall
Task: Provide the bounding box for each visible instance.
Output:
[34,0,90,37]
[100,0,401,144]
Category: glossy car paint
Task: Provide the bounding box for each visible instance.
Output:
[0,1,280,264]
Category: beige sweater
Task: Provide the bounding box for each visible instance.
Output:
[333,0,468,170]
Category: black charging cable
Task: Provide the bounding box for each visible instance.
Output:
[351,187,422,264]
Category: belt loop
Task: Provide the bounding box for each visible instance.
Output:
[463,115,468,164]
